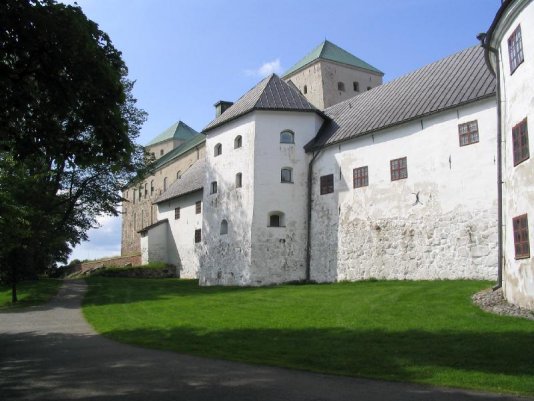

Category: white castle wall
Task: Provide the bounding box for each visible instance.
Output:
[310,98,499,282]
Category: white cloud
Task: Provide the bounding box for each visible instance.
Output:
[69,213,122,262]
[245,59,282,78]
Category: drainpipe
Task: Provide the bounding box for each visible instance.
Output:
[478,33,503,289]
[306,150,321,282]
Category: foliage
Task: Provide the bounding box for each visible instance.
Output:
[0,278,62,308]
[84,279,534,396]
[0,0,147,298]
[92,262,174,278]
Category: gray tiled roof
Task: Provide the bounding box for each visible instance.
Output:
[154,159,205,204]
[306,46,496,150]
[203,74,319,132]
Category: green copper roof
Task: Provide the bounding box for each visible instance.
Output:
[282,40,384,78]
[146,120,199,146]
[151,133,205,171]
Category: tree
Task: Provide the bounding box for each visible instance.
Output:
[0,0,148,302]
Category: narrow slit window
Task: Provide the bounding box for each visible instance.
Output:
[174,207,180,220]
[303,85,308,94]
[268,212,284,227]
[235,173,242,188]
[508,25,524,74]
[337,82,345,91]
[220,219,228,235]
[234,135,242,149]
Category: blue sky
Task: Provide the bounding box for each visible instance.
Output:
[67,0,501,262]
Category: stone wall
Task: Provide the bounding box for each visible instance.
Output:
[80,253,142,273]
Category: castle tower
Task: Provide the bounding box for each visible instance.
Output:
[282,40,384,110]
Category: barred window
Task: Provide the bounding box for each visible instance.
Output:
[353,81,359,92]
[353,166,368,188]
[320,174,334,195]
[195,200,201,214]
[513,214,530,259]
[458,120,479,146]
[390,157,408,181]
[337,82,345,91]
[512,118,529,166]
[220,219,228,235]
[508,25,524,74]
[174,207,180,220]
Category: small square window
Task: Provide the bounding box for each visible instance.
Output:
[390,157,408,181]
[458,120,479,146]
[174,207,180,220]
[270,214,280,227]
[513,214,530,259]
[353,166,368,188]
[194,229,202,243]
[196,201,201,214]
[320,174,334,195]
[508,25,524,74]
[281,168,292,183]
[512,118,529,166]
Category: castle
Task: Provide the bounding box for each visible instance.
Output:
[121,0,534,310]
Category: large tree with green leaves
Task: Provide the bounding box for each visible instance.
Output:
[0,0,147,302]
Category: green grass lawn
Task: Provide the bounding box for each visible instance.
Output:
[0,279,62,308]
[82,278,534,396]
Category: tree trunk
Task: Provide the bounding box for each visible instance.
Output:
[11,265,17,303]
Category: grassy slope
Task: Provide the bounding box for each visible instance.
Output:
[83,278,534,396]
[0,279,62,308]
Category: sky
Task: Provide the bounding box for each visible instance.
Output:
[66,0,501,262]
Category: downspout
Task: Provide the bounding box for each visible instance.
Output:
[479,33,503,289]
[306,150,321,282]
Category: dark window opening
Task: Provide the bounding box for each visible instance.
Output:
[220,219,228,235]
[320,174,334,195]
[353,81,359,91]
[236,173,242,188]
[353,166,368,188]
[214,143,222,156]
[174,207,180,220]
[234,136,242,149]
[194,229,202,243]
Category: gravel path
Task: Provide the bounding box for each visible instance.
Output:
[0,280,531,401]
[472,288,534,320]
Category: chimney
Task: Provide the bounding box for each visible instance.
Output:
[214,100,233,117]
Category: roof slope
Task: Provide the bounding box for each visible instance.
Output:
[146,121,199,146]
[154,159,205,204]
[283,40,383,78]
[306,46,496,150]
[151,133,205,171]
[203,74,319,132]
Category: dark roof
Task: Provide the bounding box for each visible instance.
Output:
[146,121,199,146]
[154,159,205,204]
[150,134,205,171]
[282,40,383,78]
[203,74,320,133]
[306,46,496,150]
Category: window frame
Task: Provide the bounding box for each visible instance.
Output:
[337,82,345,91]
[508,25,524,74]
[174,207,180,220]
[281,167,293,183]
[458,120,479,147]
[235,172,242,188]
[513,214,530,259]
[512,118,529,166]
[195,200,201,214]
[320,174,334,195]
[390,157,408,181]
[214,143,222,157]
[234,135,242,149]
[194,229,202,243]
[280,130,295,144]
[268,212,284,227]
[353,81,359,92]
[211,181,218,194]
[353,166,369,188]
[220,219,228,235]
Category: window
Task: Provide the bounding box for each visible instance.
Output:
[512,118,529,166]
[281,167,293,183]
[220,219,228,235]
[303,85,308,94]
[513,214,530,259]
[234,135,242,149]
[160,149,164,156]
[177,171,181,180]
[508,25,524,74]
[214,143,222,156]
[268,212,284,227]
[280,130,295,144]
[144,183,148,197]
[174,207,180,220]
[194,229,202,243]
[353,81,359,91]
[138,187,142,200]
[458,120,479,146]
[211,181,217,194]
[133,213,136,230]
[235,173,242,188]
[367,86,372,91]
[163,177,168,191]
[337,82,345,91]
[390,157,408,181]
[320,174,334,195]
[353,166,368,188]
[196,200,201,214]
[150,180,154,195]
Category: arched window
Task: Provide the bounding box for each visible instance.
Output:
[236,172,242,188]
[303,85,308,94]
[214,143,222,156]
[280,130,294,144]
[220,219,228,235]
[234,135,242,149]
[281,167,292,183]
[163,177,168,191]
[268,211,284,227]
[338,82,345,91]
[150,180,154,195]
